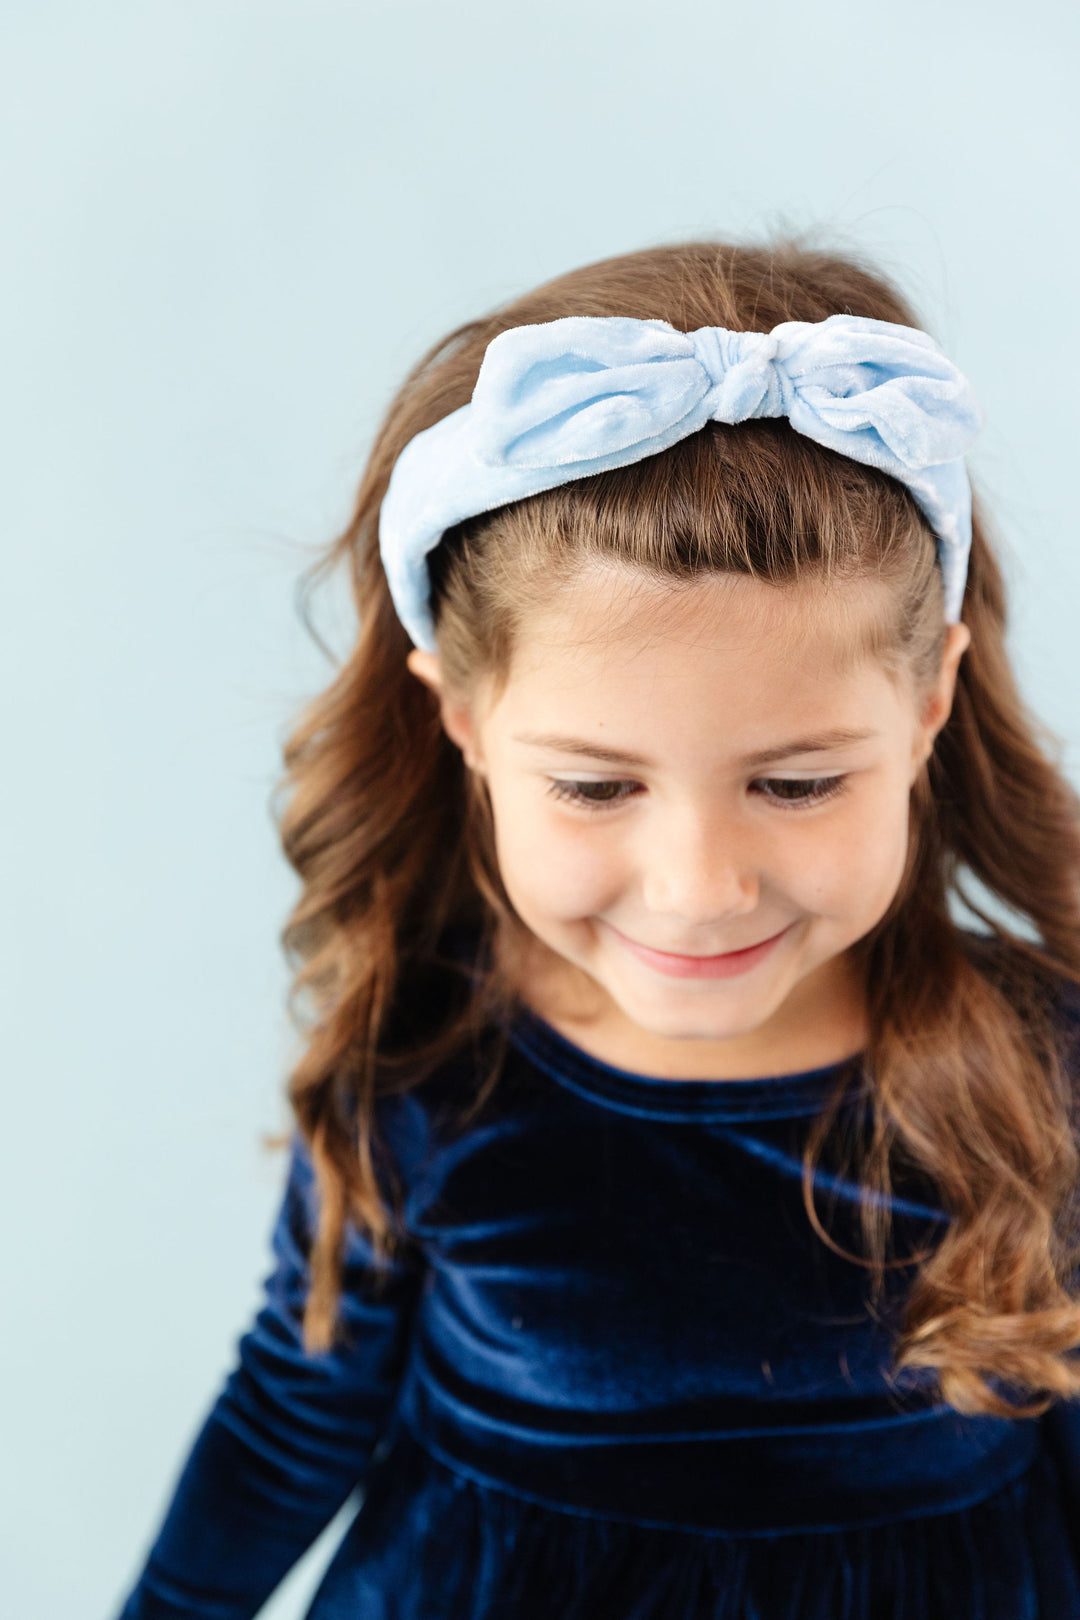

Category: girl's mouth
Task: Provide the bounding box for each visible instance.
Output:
[605,922,793,980]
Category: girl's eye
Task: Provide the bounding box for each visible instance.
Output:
[546,779,641,810]
[753,775,850,810]
[544,776,849,812]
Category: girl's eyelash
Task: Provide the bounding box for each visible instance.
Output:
[544,776,850,813]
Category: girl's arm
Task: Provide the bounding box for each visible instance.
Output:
[113,1126,427,1620]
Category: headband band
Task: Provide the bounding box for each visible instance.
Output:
[379,312,983,651]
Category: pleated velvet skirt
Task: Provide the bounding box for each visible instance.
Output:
[307,1413,1080,1619]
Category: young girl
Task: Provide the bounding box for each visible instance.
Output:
[116,237,1080,1619]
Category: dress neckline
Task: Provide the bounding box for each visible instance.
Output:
[503,997,866,1122]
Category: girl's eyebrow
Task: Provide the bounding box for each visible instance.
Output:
[512,728,880,769]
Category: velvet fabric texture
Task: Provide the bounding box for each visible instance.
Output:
[116,933,1080,1618]
[378,313,983,651]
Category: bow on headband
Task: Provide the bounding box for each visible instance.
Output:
[379,312,982,651]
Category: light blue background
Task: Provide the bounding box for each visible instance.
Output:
[3,2,1078,1615]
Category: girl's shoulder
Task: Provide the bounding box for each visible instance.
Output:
[957,924,1080,1042]
[367,922,525,1146]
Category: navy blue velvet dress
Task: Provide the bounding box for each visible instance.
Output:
[117,942,1080,1619]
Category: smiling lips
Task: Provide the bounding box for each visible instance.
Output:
[607,922,792,980]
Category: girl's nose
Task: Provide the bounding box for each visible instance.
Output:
[639,809,760,920]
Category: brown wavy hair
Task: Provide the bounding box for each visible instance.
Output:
[272,234,1080,1419]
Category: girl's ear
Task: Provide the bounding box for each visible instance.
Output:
[405,649,485,772]
[913,620,972,773]
[932,621,972,729]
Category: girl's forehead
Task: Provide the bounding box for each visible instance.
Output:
[506,566,889,681]
[479,569,909,741]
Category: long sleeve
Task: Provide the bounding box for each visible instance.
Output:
[114,1127,428,1620]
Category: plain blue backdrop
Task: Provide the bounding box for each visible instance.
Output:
[3,2,1078,1615]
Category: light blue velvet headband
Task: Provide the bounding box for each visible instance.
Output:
[379,312,983,652]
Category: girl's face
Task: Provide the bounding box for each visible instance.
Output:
[409,564,970,1078]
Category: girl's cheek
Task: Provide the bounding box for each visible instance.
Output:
[531,810,628,913]
[497,800,625,912]
[539,820,624,898]
[793,795,909,917]
[749,792,876,903]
